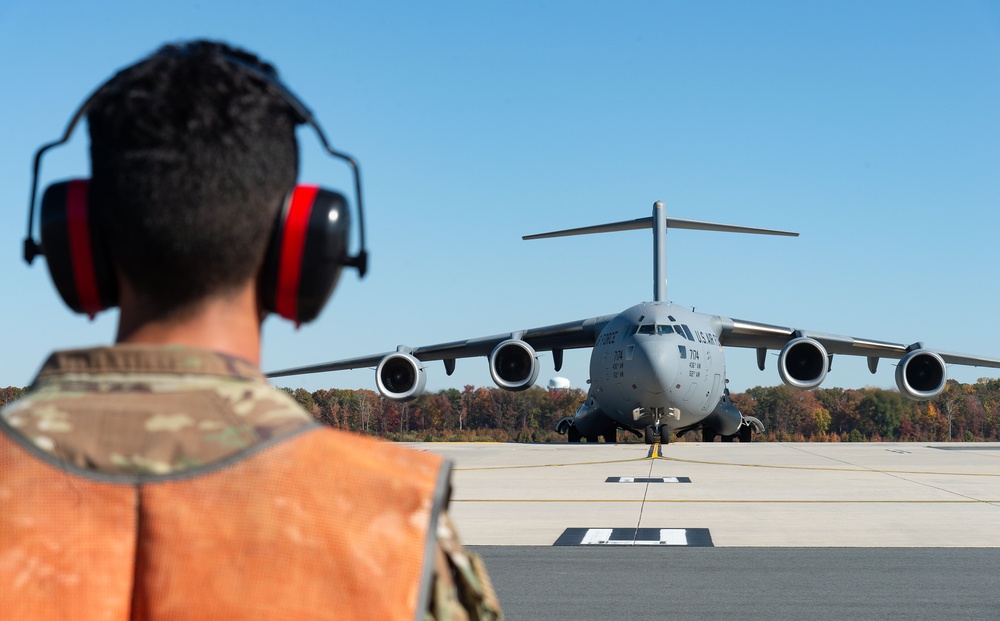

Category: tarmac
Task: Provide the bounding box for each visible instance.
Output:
[412,441,1000,547]
[410,442,1000,620]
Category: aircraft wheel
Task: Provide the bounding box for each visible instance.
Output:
[721,434,734,443]
[643,425,655,445]
[659,426,670,445]
[738,425,752,443]
[585,435,599,443]
[703,427,717,443]
[602,428,617,443]
[568,426,582,443]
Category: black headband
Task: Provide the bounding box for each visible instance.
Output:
[24,48,368,277]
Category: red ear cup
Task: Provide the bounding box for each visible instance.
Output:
[26,53,367,323]
[259,185,351,325]
[36,180,348,323]
[39,180,118,318]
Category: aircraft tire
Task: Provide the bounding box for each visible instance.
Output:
[721,434,734,443]
[643,426,655,445]
[659,426,670,445]
[739,425,752,443]
[703,427,717,443]
[602,428,616,443]
[568,426,582,443]
[585,434,599,443]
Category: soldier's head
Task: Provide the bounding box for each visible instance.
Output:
[86,40,300,317]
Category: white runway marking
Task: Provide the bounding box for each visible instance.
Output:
[555,527,714,546]
[606,476,691,483]
[421,442,1000,547]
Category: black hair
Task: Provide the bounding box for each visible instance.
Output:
[87,40,300,313]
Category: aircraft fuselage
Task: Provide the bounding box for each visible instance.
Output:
[266,201,1000,444]
[578,301,738,439]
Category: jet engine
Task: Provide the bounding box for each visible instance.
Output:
[895,349,947,401]
[375,353,427,401]
[778,337,829,390]
[489,339,539,391]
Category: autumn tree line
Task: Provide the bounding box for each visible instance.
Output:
[2,379,999,442]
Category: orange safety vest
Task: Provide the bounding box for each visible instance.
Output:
[0,427,449,621]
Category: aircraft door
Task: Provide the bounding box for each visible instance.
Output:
[676,344,700,403]
[703,374,721,411]
[699,350,717,412]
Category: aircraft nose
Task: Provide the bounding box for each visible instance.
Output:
[632,339,675,397]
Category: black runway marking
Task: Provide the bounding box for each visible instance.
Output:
[605,476,691,483]
[931,446,1000,451]
[554,528,714,547]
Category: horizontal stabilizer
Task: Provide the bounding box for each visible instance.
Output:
[524,216,798,240]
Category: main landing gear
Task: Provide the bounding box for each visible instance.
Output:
[719,427,751,442]
[703,426,747,442]
[738,425,752,443]
[702,416,764,443]
[561,418,618,443]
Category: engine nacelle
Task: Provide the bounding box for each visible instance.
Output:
[489,339,539,391]
[375,353,427,401]
[778,337,829,390]
[895,349,947,401]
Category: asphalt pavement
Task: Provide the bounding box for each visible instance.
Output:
[410,441,1000,620]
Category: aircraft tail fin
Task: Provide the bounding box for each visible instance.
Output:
[523,201,798,303]
[523,216,798,240]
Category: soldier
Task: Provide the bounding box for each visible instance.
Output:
[0,40,501,620]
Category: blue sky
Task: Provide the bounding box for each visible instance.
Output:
[2,1,999,396]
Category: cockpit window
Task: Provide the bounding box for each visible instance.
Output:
[637,324,679,336]
[681,325,695,341]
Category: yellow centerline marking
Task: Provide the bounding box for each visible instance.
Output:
[455,443,666,470]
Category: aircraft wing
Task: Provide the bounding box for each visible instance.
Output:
[716,316,1000,371]
[267,313,619,378]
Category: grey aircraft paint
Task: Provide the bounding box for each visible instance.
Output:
[268,201,1000,444]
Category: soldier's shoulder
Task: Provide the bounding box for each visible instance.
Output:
[428,511,503,620]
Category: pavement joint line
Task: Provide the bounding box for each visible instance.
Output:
[450,444,1000,477]
[453,457,649,471]
[450,498,1000,503]
[655,455,1000,477]
[780,442,914,475]
[768,444,1000,506]
[633,444,658,543]
[780,441,1000,508]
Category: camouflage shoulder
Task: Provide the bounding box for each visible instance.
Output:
[0,377,316,476]
[427,510,502,621]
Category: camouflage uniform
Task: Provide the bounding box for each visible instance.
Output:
[1,345,501,620]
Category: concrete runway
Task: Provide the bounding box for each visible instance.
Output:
[411,442,1000,619]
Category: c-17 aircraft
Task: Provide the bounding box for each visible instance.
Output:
[268,201,1000,444]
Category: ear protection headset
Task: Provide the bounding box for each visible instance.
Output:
[23,50,368,325]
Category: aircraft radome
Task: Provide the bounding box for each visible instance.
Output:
[268,201,1000,444]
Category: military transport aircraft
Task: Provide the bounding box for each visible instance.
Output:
[268,201,1000,444]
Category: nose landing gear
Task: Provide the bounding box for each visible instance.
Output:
[641,407,676,445]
